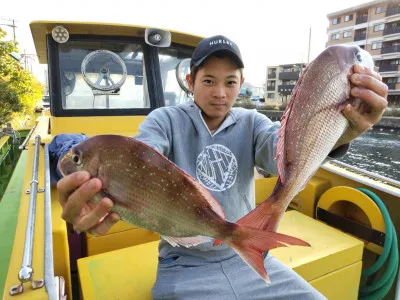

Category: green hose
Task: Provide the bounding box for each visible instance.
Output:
[360,188,393,278]
[356,188,399,300]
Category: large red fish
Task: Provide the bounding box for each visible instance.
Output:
[237,45,375,233]
[59,135,309,284]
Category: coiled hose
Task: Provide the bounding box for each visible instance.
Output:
[357,188,399,300]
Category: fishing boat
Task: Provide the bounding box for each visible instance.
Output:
[0,21,399,300]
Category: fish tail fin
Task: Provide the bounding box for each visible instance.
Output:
[236,177,288,232]
[236,195,283,232]
[212,198,281,247]
[213,186,301,247]
[226,224,310,284]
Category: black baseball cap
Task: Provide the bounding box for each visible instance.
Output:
[190,35,244,68]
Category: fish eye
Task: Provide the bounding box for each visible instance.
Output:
[356,53,362,62]
[72,154,81,165]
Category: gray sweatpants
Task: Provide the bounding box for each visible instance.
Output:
[152,254,327,300]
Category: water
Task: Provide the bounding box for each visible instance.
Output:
[336,127,400,182]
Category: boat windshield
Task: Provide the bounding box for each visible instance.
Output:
[58,40,150,110]
[158,47,193,106]
[58,40,193,110]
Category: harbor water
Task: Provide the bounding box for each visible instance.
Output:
[336,127,400,182]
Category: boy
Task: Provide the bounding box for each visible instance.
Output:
[56,35,388,299]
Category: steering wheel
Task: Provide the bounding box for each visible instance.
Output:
[62,71,76,96]
[175,58,191,94]
[81,50,127,92]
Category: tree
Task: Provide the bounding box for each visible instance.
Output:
[0,81,21,124]
[0,28,43,126]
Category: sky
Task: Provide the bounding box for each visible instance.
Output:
[1,0,368,86]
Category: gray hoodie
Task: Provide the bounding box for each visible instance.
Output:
[134,101,347,262]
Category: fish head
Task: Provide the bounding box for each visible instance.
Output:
[292,44,375,110]
[325,45,374,110]
[325,44,374,73]
[59,137,102,178]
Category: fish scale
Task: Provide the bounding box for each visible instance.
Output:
[103,161,209,236]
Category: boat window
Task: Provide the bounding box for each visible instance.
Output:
[58,41,149,109]
[158,47,193,106]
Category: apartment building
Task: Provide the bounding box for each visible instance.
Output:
[265,63,306,102]
[327,0,400,106]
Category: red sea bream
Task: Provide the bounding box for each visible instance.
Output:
[238,45,375,234]
[59,135,309,284]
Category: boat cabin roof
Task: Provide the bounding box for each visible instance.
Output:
[30,21,203,64]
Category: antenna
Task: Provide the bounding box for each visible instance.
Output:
[307,27,312,64]
[0,17,17,42]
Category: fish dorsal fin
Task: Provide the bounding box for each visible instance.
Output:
[185,176,226,219]
[275,65,309,185]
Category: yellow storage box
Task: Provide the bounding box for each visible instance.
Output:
[78,211,363,299]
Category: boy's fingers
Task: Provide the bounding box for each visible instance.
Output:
[73,198,115,232]
[57,171,90,207]
[353,64,382,81]
[350,87,387,122]
[342,104,371,133]
[61,178,102,223]
[89,212,120,236]
[350,74,388,99]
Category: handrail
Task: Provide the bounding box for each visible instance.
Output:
[9,135,44,295]
[44,144,59,299]
[322,160,400,198]
[19,123,37,150]
[331,160,400,188]
[0,135,10,149]
[0,145,11,166]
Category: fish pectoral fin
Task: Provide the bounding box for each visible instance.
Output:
[161,235,213,248]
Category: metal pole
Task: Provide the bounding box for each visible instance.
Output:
[0,18,17,43]
[10,135,44,295]
[44,145,58,300]
[24,49,27,70]
[19,123,37,150]
[307,27,311,64]
[20,135,41,278]
[12,19,16,42]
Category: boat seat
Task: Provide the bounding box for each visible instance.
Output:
[78,210,364,300]
[85,222,159,256]
[255,177,331,217]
